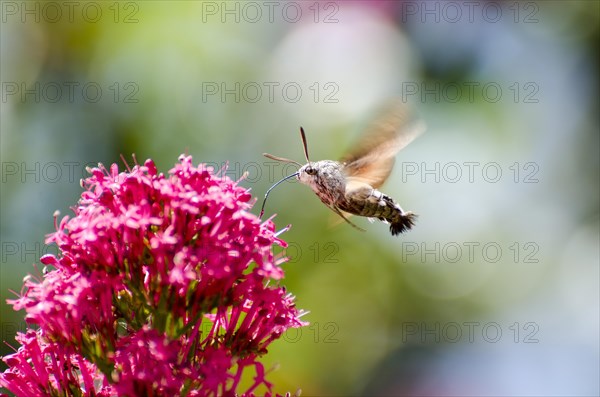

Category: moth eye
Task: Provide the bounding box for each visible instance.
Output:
[305,167,317,176]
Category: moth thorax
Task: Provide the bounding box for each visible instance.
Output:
[298,160,345,197]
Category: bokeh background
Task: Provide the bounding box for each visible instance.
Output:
[1,1,598,395]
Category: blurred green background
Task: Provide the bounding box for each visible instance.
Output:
[1,1,598,395]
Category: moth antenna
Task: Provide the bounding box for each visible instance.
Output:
[263,153,302,167]
[259,172,299,219]
[300,127,311,163]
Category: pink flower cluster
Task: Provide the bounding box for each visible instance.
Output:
[1,155,306,396]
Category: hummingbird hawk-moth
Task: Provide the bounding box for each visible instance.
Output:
[260,101,425,236]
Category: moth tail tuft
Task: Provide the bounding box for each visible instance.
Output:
[390,212,417,236]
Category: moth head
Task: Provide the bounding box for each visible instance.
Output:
[298,160,343,194]
[298,162,318,185]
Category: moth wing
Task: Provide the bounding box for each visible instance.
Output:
[341,100,425,189]
[328,208,355,228]
[327,180,376,229]
[325,203,365,232]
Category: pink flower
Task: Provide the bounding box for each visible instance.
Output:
[1,155,306,396]
[0,329,113,397]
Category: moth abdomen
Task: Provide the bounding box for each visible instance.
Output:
[341,187,416,235]
[388,211,417,235]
